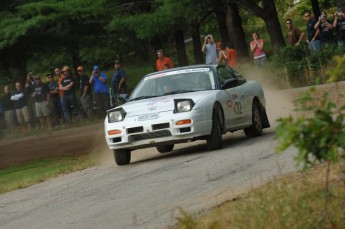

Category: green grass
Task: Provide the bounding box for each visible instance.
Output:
[174,160,345,229]
[0,155,97,194]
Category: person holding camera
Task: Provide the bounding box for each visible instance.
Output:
[304,11,321,52]
[89,65,109,115]
[202,34,217,64]
[314,11,334,48]
[333,9,345,46]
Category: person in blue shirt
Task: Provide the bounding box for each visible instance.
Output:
[111,60,127,107]
[89,65,109,115]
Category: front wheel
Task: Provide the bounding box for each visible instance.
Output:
[244,100,263,138]
[156,144,174,153]
[113,149,131,165]
[206,110,222,150]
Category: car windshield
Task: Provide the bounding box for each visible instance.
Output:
[129,68,215,101]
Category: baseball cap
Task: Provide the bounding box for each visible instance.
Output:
[47,73,53,78]
[93,66,99,71]
[77,66,83,71]
[114,60,121,65]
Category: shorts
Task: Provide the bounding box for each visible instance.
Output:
[35,101,50,117]
[16,106,30,125]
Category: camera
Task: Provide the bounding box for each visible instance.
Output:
[320,15,325,19]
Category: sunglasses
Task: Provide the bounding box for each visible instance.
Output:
[286,22,292,24]
[304,14,310,17]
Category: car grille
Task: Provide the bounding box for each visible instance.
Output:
[131,130,171,141]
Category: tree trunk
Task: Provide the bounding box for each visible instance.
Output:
[174,29,188,67]
[336,0,345,9]
[310,0,321,19]
[192,19,204,64]
[214,4,229,45]
[223,1,249,61]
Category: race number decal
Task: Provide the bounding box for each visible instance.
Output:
[234,101,241,114]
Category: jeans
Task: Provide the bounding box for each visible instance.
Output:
[62,94,81,123]
[309,40,321,52]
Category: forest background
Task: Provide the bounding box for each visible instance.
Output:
[0,0,345,89]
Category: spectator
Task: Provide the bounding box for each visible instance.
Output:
[304,10,321,51]
[202,34,217,64]
[286,19,304,46]
[333,9,345,46]
[250,32,266,67]
[11,82,31,133]
[111,60,127,107]
[155,49,174,71]
[225,42,237,68]
[216,42,227,64]
[31,76,51,129]
[25,72,37,126]
[59,66,81,123]
[47,73,63,127]
[314,11,335,48]
[77,66,93,120]
[89,65,109,115]
[55,67,66,123]
[1,85,17,134]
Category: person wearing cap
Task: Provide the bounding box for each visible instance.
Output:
[47,73,63,127]
[89,65,109,115]
[31,76,51,129]
[77,66,93,120]
[11,82,31,133]
[59,66,82,123]
[111,60,127,106]
[1,85,17,134]
[155,49,174,71]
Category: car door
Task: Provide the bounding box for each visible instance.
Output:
[217,66,244,128]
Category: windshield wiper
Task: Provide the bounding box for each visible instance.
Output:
[129,95,159,101]
[164,90,197,95]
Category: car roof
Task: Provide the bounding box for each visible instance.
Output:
[145,64,220,77]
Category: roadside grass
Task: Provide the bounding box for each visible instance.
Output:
[174,160,345,229]
[0,155,98,194]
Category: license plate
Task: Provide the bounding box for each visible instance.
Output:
[138,113,158,121]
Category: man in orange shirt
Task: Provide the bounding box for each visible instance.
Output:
[155,49,174,71]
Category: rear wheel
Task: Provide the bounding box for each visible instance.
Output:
[244,100,263,138]
[113,149,131,165]
[156,144,174,153]
[206,110,222,150]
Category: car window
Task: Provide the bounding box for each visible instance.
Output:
[129,68,215,100]
[217,66,236,84]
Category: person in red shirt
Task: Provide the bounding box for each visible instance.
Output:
[155,49,174,71]
[225,42,237,68]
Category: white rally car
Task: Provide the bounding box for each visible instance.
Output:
[104,64,270,165]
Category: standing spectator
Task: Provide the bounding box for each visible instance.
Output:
[47,73,63,127]
[202,34,217,64]
[286,19,304,46]
[11,82,31,133]
[216,42,227,64]
[77,66,93,120]
[1,86,17,134]
[89,65,109,115]
[55,67,66,123]
[59,66,81,123]
[314,11,335,48]
[225,42,237,68]
[155,49,174,71]
[304,10,321,51]
[111,60,127,107]
[32,76,51,129]
[250,32,267,67]
[25,72,37,126]
[333,9,345,46]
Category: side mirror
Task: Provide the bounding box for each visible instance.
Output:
[119,94,129,103]
[222,78,238,90]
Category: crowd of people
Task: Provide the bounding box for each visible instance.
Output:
[1,60,127,134]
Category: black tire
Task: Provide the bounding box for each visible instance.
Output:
[156,144,174,153]
[206,110,222,150]
[113,149,131,165]
[244,100,263,138]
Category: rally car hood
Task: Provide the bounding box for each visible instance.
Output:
[114,91,215,116]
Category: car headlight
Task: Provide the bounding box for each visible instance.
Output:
[108,108,126,123]
[174,99,194,113]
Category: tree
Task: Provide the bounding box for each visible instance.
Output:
[231,0,286,54]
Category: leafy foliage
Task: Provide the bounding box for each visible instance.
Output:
[275,55,345,168]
